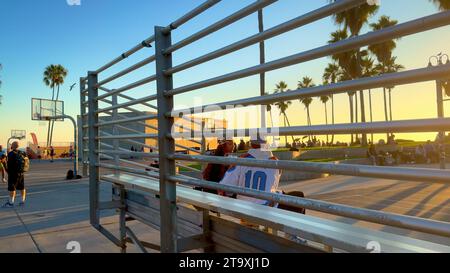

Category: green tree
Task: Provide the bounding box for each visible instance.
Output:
[330,1,379,146]
[274,81,294,146]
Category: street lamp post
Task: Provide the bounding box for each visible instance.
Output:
[428,53,449,170]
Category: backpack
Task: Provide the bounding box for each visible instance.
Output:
[16,151,30,173]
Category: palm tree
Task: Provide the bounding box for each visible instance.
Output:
[298,77,315,142]
[298,77,315,126]
[320,94,331,144]
[43,64,68,147]
[330,1,379,146]
[263,92,274,127]
[384,57,405,121]
[274,81,294,146]
[361,56,377,143]
[323,63,342,144]
[429,0,450,10]
[329,30,358,144]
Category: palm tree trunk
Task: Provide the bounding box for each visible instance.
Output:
[284,114,296,143]
[389,88,393,121]
[331,95,335,145]
[49,84,61,147]
[325,103,329,144]
[383,87,389,141]
[283,113,288,147]
[46,86,55,147]
[349,95,354,144]
[359,90,367,146]
[369,89,374,144]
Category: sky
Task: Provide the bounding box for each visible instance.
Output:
[0,0,449,147]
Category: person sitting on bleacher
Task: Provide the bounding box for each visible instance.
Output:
[219,136,281,206]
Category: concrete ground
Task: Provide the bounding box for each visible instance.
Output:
[0,160,161,253]
[0,160,449,253]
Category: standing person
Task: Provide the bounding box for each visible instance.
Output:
[3,142,28,208]
[0,145,6,183]
[0,155,6,183]
[69,146,74,160]
[50,146,55,162]
[36,146,42,161]
[200,140,234,194]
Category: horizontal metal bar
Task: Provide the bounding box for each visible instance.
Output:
[168,175,450,238]
[96,75,157,101]
[118,93,158,110]
[169,64,450,116]
[169,118,450,138]
[174,143,202,154]
[98,201,125,210]
[164,0,277,54]
[169,154,450,184]
[94,0,220,74]
[95,114,157,127]
[163,0,221,34]
[165,10,450,96]
[165,0,366,75]
[97,134,158,140]
[97,94,158,114]
[97,150,159,159]
[101,131,159,151]
[97,55,156,87]
[99,163,159,179]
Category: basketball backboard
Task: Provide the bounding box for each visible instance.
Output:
[11,130,26,140]
[32,98,64,121]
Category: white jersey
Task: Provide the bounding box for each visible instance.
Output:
[220,149,281,205]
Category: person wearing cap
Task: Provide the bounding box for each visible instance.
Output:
[200,139,234,194]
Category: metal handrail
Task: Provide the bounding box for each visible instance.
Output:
[165,11,450,96]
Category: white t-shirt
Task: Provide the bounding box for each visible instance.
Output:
[220,149,281,205]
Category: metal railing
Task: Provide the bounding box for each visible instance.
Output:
[81,0,450,253]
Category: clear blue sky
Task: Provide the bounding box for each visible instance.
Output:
[0,0,449,146]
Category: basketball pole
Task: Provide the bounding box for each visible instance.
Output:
[52,115,78,177]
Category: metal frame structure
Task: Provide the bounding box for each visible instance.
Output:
[81,0,450,253]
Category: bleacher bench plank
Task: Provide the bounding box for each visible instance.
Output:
[102,173,450,253]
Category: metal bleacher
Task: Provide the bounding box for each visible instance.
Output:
[79,0,450,253]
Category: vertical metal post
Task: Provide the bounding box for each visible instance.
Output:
[155,26,178,253]
[87,71,100,227]
[258,9,266,129]
[437,79,446,169]
[112,94,120,174]
[77,115,82,174]
[80,77,89,177]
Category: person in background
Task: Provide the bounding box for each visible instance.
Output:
[0,154,6,183]
[50,146,55,162]
[0,145,6,183]
[219,136,281,229]
[3,142,27,208]
[69,146,74,160]
[36,146,42,160]
[199,139,234,194]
